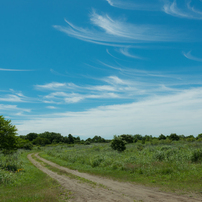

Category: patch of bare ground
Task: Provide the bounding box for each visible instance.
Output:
[28,153,202,202]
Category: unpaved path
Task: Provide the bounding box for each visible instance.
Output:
[28,153,202,202]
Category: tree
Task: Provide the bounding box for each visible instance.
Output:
[120,134,133,143]
[110,135,126,152]
[32,137,50,146]
[158,134,166,140]
[0,115,18,154]
[26,132,38,141]
[168,133,179,141]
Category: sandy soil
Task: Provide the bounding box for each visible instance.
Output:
[27,153,202,202]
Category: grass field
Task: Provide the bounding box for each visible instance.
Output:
[39,141,202,195]
[0,150,71,202]
[1,140,202,201]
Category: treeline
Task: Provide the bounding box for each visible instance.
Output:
[18,132,108,148]
[115,133,202,144]
[18,132,202,150]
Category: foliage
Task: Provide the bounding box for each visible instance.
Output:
[120,134,133,143]
[0,115,18,154]
[41,141,202,193]
[26,132,38,141]
[110,135,126,152]
[191,149,202,163]
[17,138,33,150]
[32,137,51,146]
[158,134,166,140]
[168,133,179,141]
[0,151,22,172]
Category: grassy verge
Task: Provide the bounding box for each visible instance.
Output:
[0,150,72,202]
[39,143,202,196]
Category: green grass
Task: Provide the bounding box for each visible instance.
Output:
[0,150,72,202]
[39,142,202,196]
[32,154,98,188]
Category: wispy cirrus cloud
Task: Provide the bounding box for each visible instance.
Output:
[0,94,26,102]
[35,82,78,91]
[106,0,161,11]
[106,0,202,20]
[0,104,31,117]
[35,71,187,105]
[53,10,180,46]
[0,68,33,71]
[163,0,202,19]
[119,47,144,59]
[183,51,202,62]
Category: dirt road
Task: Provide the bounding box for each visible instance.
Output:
[28,153,202,202]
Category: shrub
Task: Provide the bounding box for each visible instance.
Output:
[90,156,103,167]
[158,134,166,140]
[168,133,179,141]
[110,136,126,152]
[191,149,202,163]
[84,141,91,145]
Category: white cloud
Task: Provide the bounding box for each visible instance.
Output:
[46,106,57,109]
[16,87,202,138]
[106,0,161,11]
[119,48,144,59]
[0,68,33,71]
[0,94,25,102]
[35,82,77,91]
[0,104,31,114]
[163,0,202,19]
[183,51,202,62]
[53,10,179,46]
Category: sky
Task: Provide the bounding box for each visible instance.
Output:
[0,0,202,139]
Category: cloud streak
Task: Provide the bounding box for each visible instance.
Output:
[106,0,161,11]
[183,51,202,62]
[119,48,144,59]
[163,0,202,19]
[53,10,180,46]
[0,68,33,72]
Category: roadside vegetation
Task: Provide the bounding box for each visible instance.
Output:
[39,139,202,195]
[0,150,71,202]
[1,114,202,200]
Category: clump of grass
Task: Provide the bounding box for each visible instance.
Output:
[191,149,202,162]
[0,151,22,172]
[0,169,15,185]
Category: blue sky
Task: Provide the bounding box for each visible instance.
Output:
[1,0,202,139]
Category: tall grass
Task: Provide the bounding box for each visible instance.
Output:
[40,141,202,193]
[0,150,71,201]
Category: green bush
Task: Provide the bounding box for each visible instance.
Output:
[191,149,202,163]
[110,135,126,152]
[0,169,15,185]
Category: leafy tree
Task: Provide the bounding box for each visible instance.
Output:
[92,135,106,143]
[197,133,202,140]
[32,137,50,146]
[110,135,126,152]
[168,133,179,141]
[68,134,74,144]
[158,134,166,140]
[120,134,133,143]
[133,134,143,142]
[17,137,33,150]
[26,132,38,141]
[0,115,18,154]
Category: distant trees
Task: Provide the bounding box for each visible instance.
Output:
[168,133,180,141]
[158,134,166,140]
